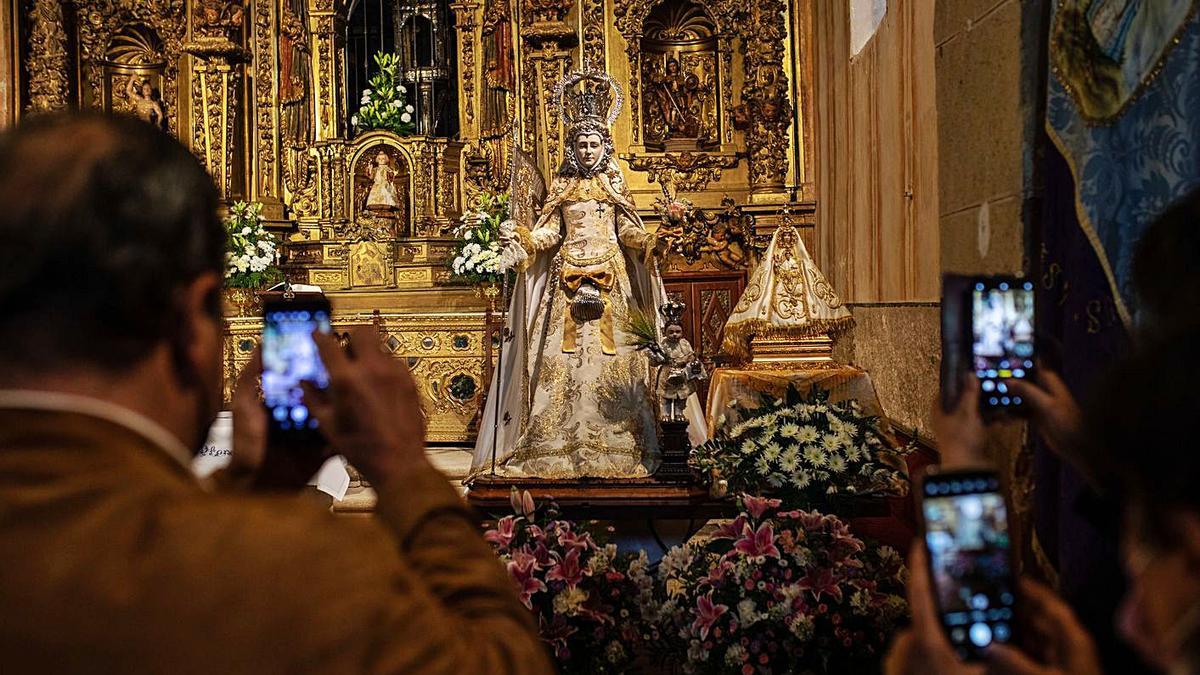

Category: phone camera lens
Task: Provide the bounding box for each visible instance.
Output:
[968,623,993,648]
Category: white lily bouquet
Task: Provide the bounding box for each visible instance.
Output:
[224,201,282,289]
[351,52,416,136]
[449,192,511,285]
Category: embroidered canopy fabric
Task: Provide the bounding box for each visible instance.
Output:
[720,223,853,361]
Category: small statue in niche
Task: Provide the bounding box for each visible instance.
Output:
[365,151,401,213]
[646,57,702,141]
[648,301,707,422]
[125,76,167,130]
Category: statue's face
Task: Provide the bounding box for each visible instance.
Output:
[574,133,604,170]
[141,83,152,96]
[666,324,684,341]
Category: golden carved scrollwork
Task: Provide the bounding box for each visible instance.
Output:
[581,0,607,67]
[612,0,792,190]
[75,0,187,132]
[519,0,573,171]
[733,0,792,189]
[451,2,480,127]
[184,28,245,198]
[252,0,277,199]
[283,145,319,218]
[27,0,71,113]
[622,150,740,192]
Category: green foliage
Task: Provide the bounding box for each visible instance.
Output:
[224,201,282,289]
[352,52,417,136]
[622,306,659,349]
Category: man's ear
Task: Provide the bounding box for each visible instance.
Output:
[173,271,223,383]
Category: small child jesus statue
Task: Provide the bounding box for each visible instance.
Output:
[365,151,401,212]
[649,301,707,422]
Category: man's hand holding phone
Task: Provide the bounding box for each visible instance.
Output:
[885,544,1102,675]
[301,325,429,488]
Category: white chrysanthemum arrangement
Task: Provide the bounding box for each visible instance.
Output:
[351,52,416,136]
[694,388,911,504]
[224,201,282,289]
[448,192,511,284]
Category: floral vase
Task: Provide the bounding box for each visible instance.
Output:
[222,287,261,318]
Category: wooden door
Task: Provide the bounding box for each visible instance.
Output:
[662,271,746,402]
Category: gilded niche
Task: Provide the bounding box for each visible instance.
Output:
[104,25,169,129]
[640,0,719,150]
[351,143,411,238]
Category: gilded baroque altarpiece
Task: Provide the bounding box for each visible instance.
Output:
[7,0,817,442]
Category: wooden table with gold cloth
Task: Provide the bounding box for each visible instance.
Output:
[705,365,888,436]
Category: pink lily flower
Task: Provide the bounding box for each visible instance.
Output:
[484,515,517,548]
[742,494,782,520]
[798,567,844,602]
[692,593,729,640]
[711,515,749,541]
[506,553,547,609]
[546,547,585,587]
[557,528,595,551]
[734,523,781,558]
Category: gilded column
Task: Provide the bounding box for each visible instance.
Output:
[735,0,792,199]
[26,0,71,113]
[250,0,282,213]
[521,0,575,174]
[309,0,347,143]
[185,2,248,201]
[451,1,481,139]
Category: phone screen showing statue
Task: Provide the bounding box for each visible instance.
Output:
[971,279,1034,409]
[923,474,1015,660]
[262,307,331,436]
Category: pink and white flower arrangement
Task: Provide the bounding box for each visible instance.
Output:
[650,495,908,674]
[484,489,650,674]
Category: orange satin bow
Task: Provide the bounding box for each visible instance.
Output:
[561,264,617,355]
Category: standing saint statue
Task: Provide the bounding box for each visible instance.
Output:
[470,67,708,479]
[125,76,167,130]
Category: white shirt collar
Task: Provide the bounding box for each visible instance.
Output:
[0,389,195,471]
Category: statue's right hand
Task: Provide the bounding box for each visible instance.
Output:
[496,239,529,272]
[497,218,517,246]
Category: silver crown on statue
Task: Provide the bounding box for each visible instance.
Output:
[555,65,623,129]
[660,300,686,329]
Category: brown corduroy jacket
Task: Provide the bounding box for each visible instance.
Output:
[0,406,555,674]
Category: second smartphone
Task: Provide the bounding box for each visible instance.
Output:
[921,468,1017,660]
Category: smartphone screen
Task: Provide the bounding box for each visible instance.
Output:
[262,300,331,440]
[922,471,1016,660]
[971,278,1035,410]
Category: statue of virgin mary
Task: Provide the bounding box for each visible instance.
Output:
[470,68,708,479]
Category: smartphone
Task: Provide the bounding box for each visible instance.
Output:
[921,469,1017,660]
[261,295,332,446]
[942,275,1036,413]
